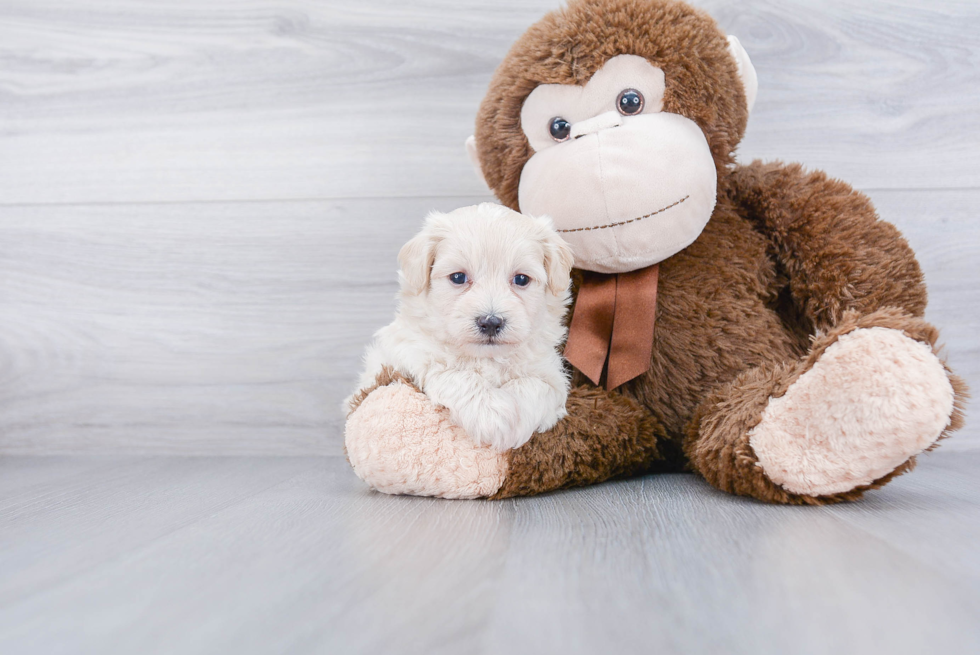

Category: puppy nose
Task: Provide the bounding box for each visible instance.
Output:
[476,314,505,337]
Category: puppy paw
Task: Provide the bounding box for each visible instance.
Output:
[455,391,529,451]
[345,382,508,499]
[498,379,567,448]
[533,405,567,434]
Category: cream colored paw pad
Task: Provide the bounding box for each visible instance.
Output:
[749,327,955,496]
[345,382,507,499]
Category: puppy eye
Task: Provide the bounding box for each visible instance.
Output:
[513,274,530,287]
[549,117,571,142]
[449,272,467,285]
[616,89,644,115]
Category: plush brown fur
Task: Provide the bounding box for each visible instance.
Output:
[491,385,665,499]
[470,0,967,503]
[728,162,929,328]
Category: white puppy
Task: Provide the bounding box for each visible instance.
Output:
[349,202,575,451]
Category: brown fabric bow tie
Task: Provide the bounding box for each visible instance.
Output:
[563,264,659,390]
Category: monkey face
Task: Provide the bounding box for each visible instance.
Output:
[467,0,758,275]
[517,55,717,274]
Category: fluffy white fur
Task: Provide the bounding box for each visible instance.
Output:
[348,203,575,451]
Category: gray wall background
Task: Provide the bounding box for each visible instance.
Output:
[1,0,977,454]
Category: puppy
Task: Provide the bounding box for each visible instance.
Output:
[348,202,575,451]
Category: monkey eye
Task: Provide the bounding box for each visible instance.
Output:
[616,89,644,115]
[513,274,530,287]
[450,272,468,285]
[548,117,571,142]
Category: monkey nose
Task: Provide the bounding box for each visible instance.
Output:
[476,314,505,337]
[571,111,623,139]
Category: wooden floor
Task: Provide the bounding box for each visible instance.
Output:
[1,0,978,652]
[0,452,978,654]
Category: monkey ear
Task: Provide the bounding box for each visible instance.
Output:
[397,214,445,295]
[727,35,758,114]
[534,216,575,297]
[465,135,491,190]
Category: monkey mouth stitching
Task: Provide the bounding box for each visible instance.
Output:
[555,195,690,233]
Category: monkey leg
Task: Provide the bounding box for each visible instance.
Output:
[684,308,968,504]
[345,370,666,499]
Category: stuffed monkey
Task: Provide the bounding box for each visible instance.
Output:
[345,0,967,504]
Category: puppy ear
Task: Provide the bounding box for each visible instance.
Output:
[397,214,446,295]
[535,216,575,296]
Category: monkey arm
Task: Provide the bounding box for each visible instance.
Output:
[490,385,666,498]
[727,160,927,331]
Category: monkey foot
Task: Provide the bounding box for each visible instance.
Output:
[345,381,508,499]
[749,327,956,496]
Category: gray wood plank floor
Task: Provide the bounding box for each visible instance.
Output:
[0,451,979,655]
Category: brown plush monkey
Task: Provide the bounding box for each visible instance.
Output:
[345,0,967,504]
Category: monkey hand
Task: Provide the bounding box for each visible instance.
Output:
[344,373,509,499]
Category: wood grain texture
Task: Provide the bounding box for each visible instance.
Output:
[0,0,978,205]
[868,188,980,414]
[0,190,975,454]
[0,451,978,654]
[0,196,488,454]
[0,0,976,454]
